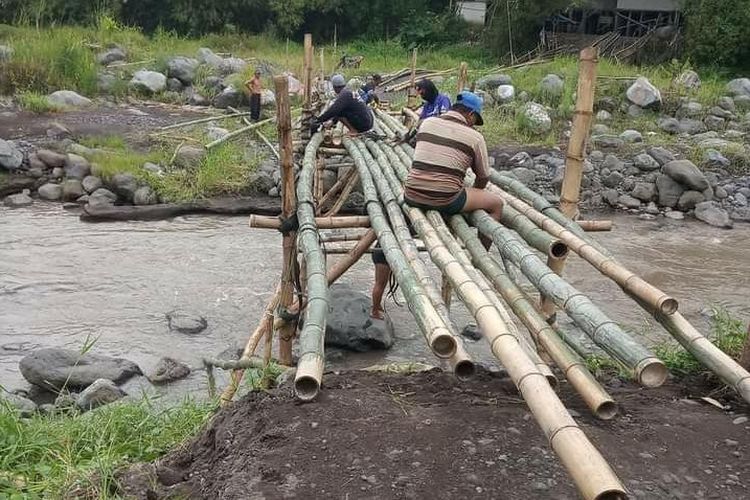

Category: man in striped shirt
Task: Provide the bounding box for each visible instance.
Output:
[404,91,503,249]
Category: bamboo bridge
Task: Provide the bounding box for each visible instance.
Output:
[210,37,750,500]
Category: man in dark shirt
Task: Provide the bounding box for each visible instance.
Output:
[313,74,374,134]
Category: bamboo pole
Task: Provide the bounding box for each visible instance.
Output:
[317,167,356,213]
[343,138,456,359]
[320,230,369,243]
[451,216,617,419]
[158,111,253,131]
[294,132,328,401]
[577,220,613,232]
[249,215,371,230]
[407,48,418,108]
[205,117,276,149]
[457,61,468,92]
[318,245,427,254]
[228,106,280,160]
[275,75,297,366]
[499,202,569,259]
[326,230,377,285]
[322,170,360,217]
[314,157,324,204]
[303,33,313,110]
[471,211,667,387]
[402,107,420,128]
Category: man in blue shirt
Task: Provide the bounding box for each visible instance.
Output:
[359,74,382,104]
[416,79,451,119]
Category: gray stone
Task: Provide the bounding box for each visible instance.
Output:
[704,115,726,131]
[97,47,126,65]
[519,103,551,134]
[726,78,750,97]
[603,189,620,206]
[251,171,276,193]
[213,85,245,109]
[82,175,103,193]
[188,91,210,107]
[129,70,167,94]
[677,101,703,118]
[166,78,183,92]
[511,167,537,185]
[715,186,728,199]
[596,110,612,122]
[730,207,750,222]
[28,153,46,171]
[0,390,37,417]
[110,173,139,202]
[703,185,715,201]
[173,145,206,169]
[644,201,660,215]
[0,44,13,62]
[64,154,91,179]
[37,149,66,167]
[697,138,731,149]
[665,210,685,220]
[476,73,512,90]
[734,95,750,110]
[631,182,656,202]
[618,194,641,209]
[197,47,223,68]
[508,152,533,169]
[90,188,117,203]
[76,195,89,204]
[694,201,733,228]
[663,160,709,191]
[51,167,64,179]
[260,89,276,107]
[19,348,141,390]
[4,190,33,208]
[656,174,685,208]
[97,72,118,93]
[147,357,190,384]
[593,135,624,149]
[0,139,23,170]
[47,122,71,139]
[167,56,199,84]
[675,70,701,90]
[38,183,62,201]
[620,130,643,143]
[678,119,707,135]
[658,117,680,134]
[495,85,515,103]
[517,90,530,102]
[592,124,610,135]
[61,179,85,201]
[460,324,482,341]
[324,283,394,352]
[143,162,164,175]
[603,154,624,172]
[596,96,618,112]
[539,74,564,99]
[708,105,734,119]
[677,190,706,210]
[627,104,644,118]
[218,57,248,76]
[703,149,730,169]
[166,310,208,334]
[603,171,624,188]
[589,150,605,163]
[48,90,92,109]
[76,379,126,411]
[133,186,158,205]
[633,153,660,171]
[735,192,748,207]
[627,77,661,108]
[206,126,230,142]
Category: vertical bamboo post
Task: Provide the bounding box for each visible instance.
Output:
[407,48,418,108]
[319,47,325,89]
[540,47,598,321]
[457,61,468,93]
[275,75,297,366]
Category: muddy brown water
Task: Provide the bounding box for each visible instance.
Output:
[1,204,748,399]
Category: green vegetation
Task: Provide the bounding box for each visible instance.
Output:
[683,0,750,71]
[15,91,61,113]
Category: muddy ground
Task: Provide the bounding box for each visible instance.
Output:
[116,369,749,500]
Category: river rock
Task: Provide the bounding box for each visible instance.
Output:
[62,179,85,201]
[37,149,66,167]
[0,390,37,417]
[4,190,33,208]
[0,139,23,171]
[596,110,612,122]
[51,167,64,179]
[593,135,624,149]
[704,115,726,131]
[592,124,610,135]
[726,78,750,97]
[715,186,728,199]
[603,189,619,206]
[461,324,482,341]
[620,130,642,143]
[48,90,92,109]
[631,182,656,202]
[97,46,126,65]
[663,160,709,191]
[130,70,167,94]
[110,173,138,202]
[166,310,208,334]
[19,348,141,390]
[603,171,624,188]
[520,103,551,134]
[167,56,199,85]
[627,77,661,108]
[633,153,660,171]
[703,149,730,169]
[82,175,103,193]
[603,154,624,172]
[148,357,190,384]
[540,74,564,99]
[731,207,750,222]
[173,145,206,169]
[656,174,685,208]
[618,194,641,209]
[658,117,680,134]
[476,73,512,90]
[260,89,276,108]
[213,85,244,109]
[679,119,706,135]
[38,183,62,201]
[677,190,705,210]
[627,104,644,118]
[675,70,701,90]
[665,210,685,220]
[694,201,733,228]
[644,201,660,215]
[698,138,731,149]
[133,185,158,205]
[507,152,533,169]
[677,101,703,118]
[166,78,183,92]
[496,85,515,102]
[76,379,126,410]
[325,283,394,352]
[90,187,117,203]
[511,167,537,185]
[64,154,91,179]
[218,57,248,76]
[206,126,230,142]
[197,47,223,68]
[188,91,210,107]
[736,192,748,206]
[251,171,276,193]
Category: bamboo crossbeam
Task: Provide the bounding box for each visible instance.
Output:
[205,117,276,149]
[294,132,328,401]
[322,169,360,217]
[326,230,378,285]
[577,220,613,232]
[159,111,252,131]
[471,211,667,388]
[249,215,371,229]
[343,138,457,359]
[319,230,369,243]
[317,245,427,254]
[317,167,357,213]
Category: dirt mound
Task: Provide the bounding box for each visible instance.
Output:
[116,369,750,499]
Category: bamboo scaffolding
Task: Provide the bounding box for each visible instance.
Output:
[342,138,457,359]
[294,132,328,400]
[317,168,357,213]
[326,230,377,285]
[451,216,617,419]
[318,245,427,254]
[471,211,667,387]
[319,230,368,243]
[578,220,613,232]
[322,169,360,217]
[249,215,371,229]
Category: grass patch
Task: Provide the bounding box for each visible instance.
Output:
[0,396,216,497]
[79,134,128,151]
[15,90,61,113]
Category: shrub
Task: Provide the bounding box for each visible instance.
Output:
[682,0,750,71]
[16,91,61,113]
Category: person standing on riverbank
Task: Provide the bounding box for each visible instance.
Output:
[245,69,263,121]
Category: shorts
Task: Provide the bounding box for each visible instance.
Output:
[371,243,387,265]
[404,189,467,216]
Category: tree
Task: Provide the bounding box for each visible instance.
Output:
[682,0,750,70]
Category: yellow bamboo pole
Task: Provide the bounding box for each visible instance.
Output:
[457,61,468,92]
[577,220,613,231]
[249,215,371,230]
[407,48,418,108]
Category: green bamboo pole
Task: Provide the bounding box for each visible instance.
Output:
[450,215,617,419]
[342,137,457,359]
[470,210,667,388]
[294,132,328,401]
[499,202,569,259]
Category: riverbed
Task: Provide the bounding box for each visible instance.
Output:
[1,203,748,398]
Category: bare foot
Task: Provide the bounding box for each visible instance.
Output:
[370,307,385,320]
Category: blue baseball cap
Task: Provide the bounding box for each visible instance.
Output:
[456,91,484,125]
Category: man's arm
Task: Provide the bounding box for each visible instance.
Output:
[471,137,490,189]
[316,91,351,123]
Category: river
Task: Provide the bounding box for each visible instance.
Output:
[1,204,748,399]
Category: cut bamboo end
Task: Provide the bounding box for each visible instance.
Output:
[431,332,458,359]
[452,358,476,380]
[635,357,668,387]
[294,355,325,401]
[550,241,569,259]
[659,297,679,315]
[577,219,613,232]
[596,400,619,421]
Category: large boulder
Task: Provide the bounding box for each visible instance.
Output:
[76,379,126,411]
[633,153,660,172]
[61,179,85,201]
[218,57,248,76]
[4,190,33,208]
[213,85,244,109]
[539,74,564,99]
[677,190,706,210]
[647,146,675,166]
[37,149,66,168]
[260,89,276,107]
[133,185,158,205]
[663,160,709,191]
[47,90,92,109]
[166,310,208,334]
[656,174,685,208]
[82,175,103,193]
[324,283,395,352]
[197,47,223,69]
[167,56,200,85]
[19,348,142,391]
[626,77,661,108]
[519,103,551,134]
[726,78,750,98]
[64,153,91,179]
[97,46,126,66]
[0,139,23,171]
[38,183,63,201]
[694,201,733,228]
[129,70,167,94]
[631,182,656,202]
[110,173,139,202]
[476,73,512,90]
[147,357,190,384]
